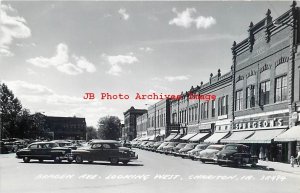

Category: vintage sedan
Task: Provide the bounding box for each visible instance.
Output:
[162,142,180,154]
[178,143,199,158]
[199,144,224,163]
[215,144,258,167]
[156,142,169,153]
[16,142,73,163]
[187,144,209,160]
[71,140,138,165]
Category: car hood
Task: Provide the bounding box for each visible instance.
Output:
[179,148,193,153]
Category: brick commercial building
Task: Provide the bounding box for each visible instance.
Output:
[223,2,300,163]
[45,116,86,140]
[123,106,147,141]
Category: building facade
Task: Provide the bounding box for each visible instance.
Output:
[45,116,86,140]
[123,106,147,141]
[226,3,300,162]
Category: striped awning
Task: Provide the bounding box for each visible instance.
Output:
[189,133,210,142]
[220,131,254,143]
[204,132,229,143]
[275,126,300,142]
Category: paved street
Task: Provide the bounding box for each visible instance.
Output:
[1,149,300,193]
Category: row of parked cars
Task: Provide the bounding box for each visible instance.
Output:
[15,139,138,165]
[132,140,258,167]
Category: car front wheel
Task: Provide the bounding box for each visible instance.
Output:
[75,155,83,164]
[122,161,129,165]
[23,157,30,163]
[39,159,43,163]
[110,157,119,165]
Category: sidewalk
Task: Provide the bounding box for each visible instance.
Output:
[257,160,300,175]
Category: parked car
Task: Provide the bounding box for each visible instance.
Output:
[215,144,258,167]
[156,142,170,153]
[3,141,14,152]
[150,141,163,151]
[199,144,224,163]
[137,141,148,149]
[171,143,187,156]
[16,142,73,163]
[178,143,198,158]
[71,140,138,165]
[162,142,179,154]
[143,142,155,151]
[11,140,27,152]
[187,144,209,160]
[0,141,9,154]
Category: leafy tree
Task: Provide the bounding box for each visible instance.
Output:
[97,116,121,140]
[0,83,22,139]
[86,126,98,140]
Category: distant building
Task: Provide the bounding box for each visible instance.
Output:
[123,106,147,141]
[45,116,86,140]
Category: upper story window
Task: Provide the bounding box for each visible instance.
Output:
[259,81,270,106]
[246,85,255,109]
[211,100,215,117]
[275,75,288,102]
[201,102,209,119]
[235,90,243,111]
[219,95,228,115]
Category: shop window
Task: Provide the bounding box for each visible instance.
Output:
[260,81,270,106]
[246,85,255,109]
[275,75,288,102]
[235,90,243,111]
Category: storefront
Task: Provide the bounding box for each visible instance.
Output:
[226,113,289,162]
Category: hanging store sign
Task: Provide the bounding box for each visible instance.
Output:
[233,118,285,130]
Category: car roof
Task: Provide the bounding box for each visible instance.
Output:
[51,140,72,143]
[29,142,57,145]
[208,144,225,147]
[90,140,120,144]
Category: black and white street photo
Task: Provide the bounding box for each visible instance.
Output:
[1,0,300,193]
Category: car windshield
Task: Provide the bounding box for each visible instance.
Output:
[225,145,239,151]
[207,146,223,150]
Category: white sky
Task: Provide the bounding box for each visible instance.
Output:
[0,0,293,127]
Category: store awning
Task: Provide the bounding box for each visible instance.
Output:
[180,133,197,140]
[164,133,177,141]
[244,129,286,143]
[189,133,210,142]
[148,134,160,141]
[220,131,254,143]
[204,132,229,143]
[274,126,300,142]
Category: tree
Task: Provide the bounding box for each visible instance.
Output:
[86,126,98,140]
[0,83,22,139]
[97,116,121,140]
